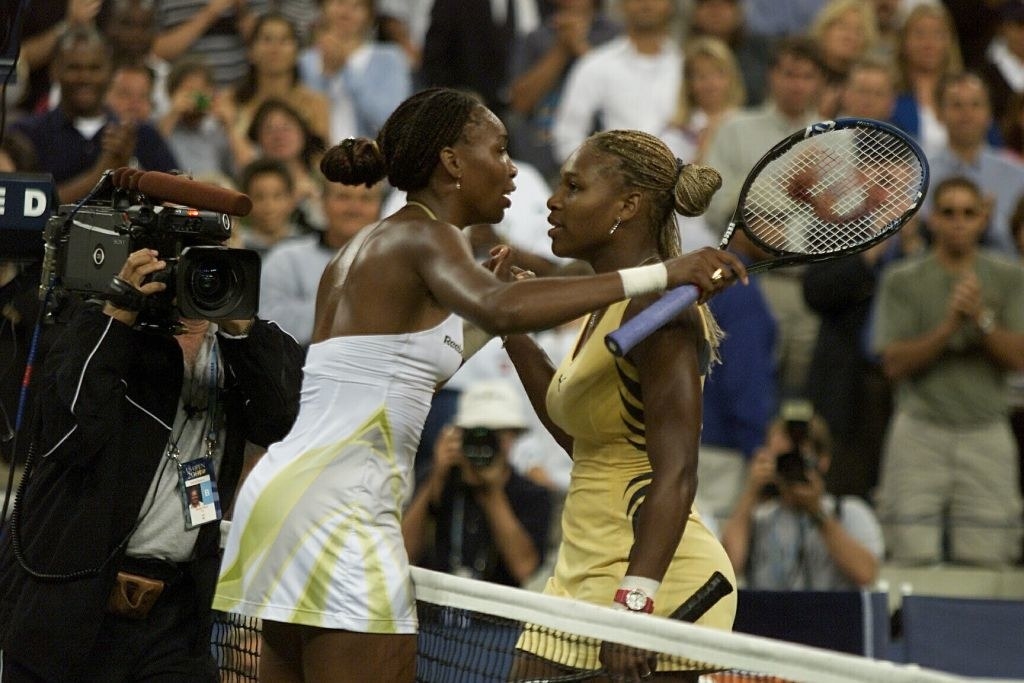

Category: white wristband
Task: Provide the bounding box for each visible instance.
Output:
[619,575,662,596]
[619,263,668,298]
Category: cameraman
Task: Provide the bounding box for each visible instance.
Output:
[402,380,553,587]
[720,405,883,590]
[0,248,304,682]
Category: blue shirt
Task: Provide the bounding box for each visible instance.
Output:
[925,146,1024,255]
[11,108,178,184]
[259,233,335,347]
[701,266,778,458]
[298,42,411,141]
[742,0,827,37]
[892,93,1004,151]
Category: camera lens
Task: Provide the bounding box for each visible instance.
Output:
[177,246,260,320]
[462,427,498,467]
[188,255,236,311]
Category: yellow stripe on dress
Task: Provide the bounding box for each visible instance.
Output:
[216,407,395,615]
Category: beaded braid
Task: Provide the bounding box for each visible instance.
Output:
[589,129,725,362]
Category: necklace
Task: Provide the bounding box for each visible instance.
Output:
[406,200,438,221]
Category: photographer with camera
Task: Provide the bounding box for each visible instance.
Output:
[0,247,304,682]
[402,380,553,588]
[720,402,883,591]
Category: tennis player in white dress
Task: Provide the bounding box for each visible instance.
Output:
[214,315,463,632]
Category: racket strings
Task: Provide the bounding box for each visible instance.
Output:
[742,128,924,256]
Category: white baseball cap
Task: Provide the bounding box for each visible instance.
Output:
[453,380,528,431]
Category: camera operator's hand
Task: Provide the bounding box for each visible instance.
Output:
[102,249,166,326]
[419,426,464,508]
[460,450,510,495]
[743,447,777,494]
[215,318,256,336]
[433,426,463,477]
[779,467,826,516]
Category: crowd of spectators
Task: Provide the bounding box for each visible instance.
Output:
[3,0,1024,593]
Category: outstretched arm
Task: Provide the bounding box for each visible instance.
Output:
[416,220,745,336]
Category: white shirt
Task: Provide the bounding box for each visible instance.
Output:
[988,39,1024,93]
[552,36,682,163]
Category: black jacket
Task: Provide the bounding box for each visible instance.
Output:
[0,305,304,681]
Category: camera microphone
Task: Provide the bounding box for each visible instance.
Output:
[135,171,253,216]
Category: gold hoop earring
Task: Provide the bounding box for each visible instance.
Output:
[609,217,621,235]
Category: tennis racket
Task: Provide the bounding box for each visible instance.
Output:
[605,117,929,357]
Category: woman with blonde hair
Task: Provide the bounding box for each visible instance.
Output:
[661,36,745,250]
[891,3,963,157]
[508,129,739,681]
[662,36,746,165]
[808,0,879,117]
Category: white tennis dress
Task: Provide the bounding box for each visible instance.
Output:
[213,316,463,633]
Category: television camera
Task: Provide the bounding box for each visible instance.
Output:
[10,169,261,334]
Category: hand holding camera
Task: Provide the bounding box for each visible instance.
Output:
[743,447,778,494]
[458,426,510,493]
[427,425,509,503]
[103,249,168,326]
[781,466,826,517]
[102,249,254,334]
[765,412,827,514]
[430,426,463,480]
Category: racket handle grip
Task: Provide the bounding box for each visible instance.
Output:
[604,285,700,357]
[669,571,734,623]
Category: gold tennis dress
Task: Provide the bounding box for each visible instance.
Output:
[522,300,737,669]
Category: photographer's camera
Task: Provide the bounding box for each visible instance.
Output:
[461,427,499,468]
[771,399,818,486]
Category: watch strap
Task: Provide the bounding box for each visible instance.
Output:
[614,588,655,613]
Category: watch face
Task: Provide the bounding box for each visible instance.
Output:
[626,589,647,611]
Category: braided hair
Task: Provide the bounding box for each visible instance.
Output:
[320,88,483,191]
[588,129,725,359]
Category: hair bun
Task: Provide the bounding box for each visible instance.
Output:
[320,137,387,187]
[675,164,723,217]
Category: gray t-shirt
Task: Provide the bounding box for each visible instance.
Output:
[871,250,1024,426]
[746,494,884,591]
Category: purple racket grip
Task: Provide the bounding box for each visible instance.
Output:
[604,284,701,357]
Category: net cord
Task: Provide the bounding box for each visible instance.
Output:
[411,567,969,683]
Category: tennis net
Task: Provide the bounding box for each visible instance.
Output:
[212,566,972,682]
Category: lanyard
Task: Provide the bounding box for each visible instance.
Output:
[166,338,221,471]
